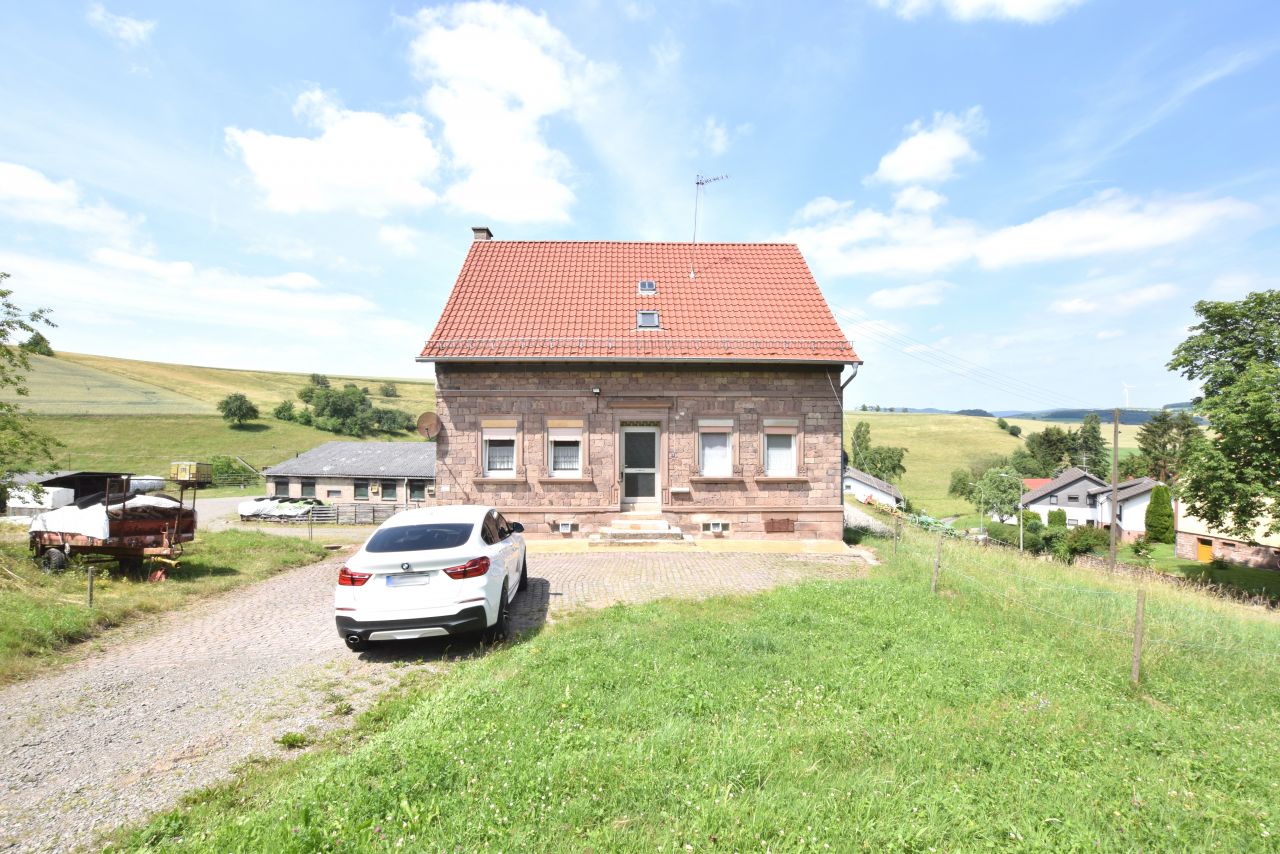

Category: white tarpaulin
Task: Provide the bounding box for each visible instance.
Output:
[29,495,189,541]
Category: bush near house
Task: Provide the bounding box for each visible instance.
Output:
[1047,509,1067,526]
[1145,484,1175,544]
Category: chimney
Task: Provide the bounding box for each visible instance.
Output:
[471,226,493,241]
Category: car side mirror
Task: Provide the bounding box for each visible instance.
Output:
[510,522,524,534]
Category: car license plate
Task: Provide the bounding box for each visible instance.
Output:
[387,572,430,587]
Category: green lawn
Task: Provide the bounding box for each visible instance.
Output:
[119,525,1280,852]
[36,414,428,476]
[1122,541,1280,600]
[0,530,326,684]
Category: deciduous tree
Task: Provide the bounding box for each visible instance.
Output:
[0,274,59,493]
[1170,290,1280,538]
[217,393,260,427]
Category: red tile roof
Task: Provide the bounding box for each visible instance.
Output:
[1023,478,1052,491]
[419,240,859,363]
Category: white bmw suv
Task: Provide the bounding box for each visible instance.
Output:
[334,505,527,651]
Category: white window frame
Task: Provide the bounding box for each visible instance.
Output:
[698,420,734,477]
[764,432,798,477]
[637,310,660,329]
[548,426,583,478]
[637,279,657,295]
[483,426,517,477]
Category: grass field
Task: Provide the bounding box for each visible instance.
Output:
[1120,541,1280,600]
[0,530,326,684]
[118,523,1280,851]
[846,412,1141,517]
[6,352,436,417]
[36,415,428,475]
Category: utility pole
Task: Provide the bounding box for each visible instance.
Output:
[1108,408,1119,568]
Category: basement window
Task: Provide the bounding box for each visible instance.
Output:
[637,310,660,329]
[637,279,657,295]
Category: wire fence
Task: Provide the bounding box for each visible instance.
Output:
[905,528,1280,681]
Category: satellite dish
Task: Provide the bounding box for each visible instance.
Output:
[416,412,442,439]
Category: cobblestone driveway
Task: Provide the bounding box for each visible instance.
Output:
[0,549,860,852]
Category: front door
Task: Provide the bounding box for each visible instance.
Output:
[621,426,659,505]
[1197,538,1213,563]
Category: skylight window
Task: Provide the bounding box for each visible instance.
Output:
[637,310,660,329]
[637,279,657,295]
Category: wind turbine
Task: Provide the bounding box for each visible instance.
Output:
[1121,382,1135,408]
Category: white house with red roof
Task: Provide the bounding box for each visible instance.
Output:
[417,227,861,540]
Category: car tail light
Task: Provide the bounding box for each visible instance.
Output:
[443,557,490,579]
[338,566,371,586]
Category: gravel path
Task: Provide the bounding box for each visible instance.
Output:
[0,549,861,852]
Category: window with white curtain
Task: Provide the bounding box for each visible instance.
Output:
[548,426,582,477]
[699,432,732,476]
[765,433,796,476]
[483,425,517,476]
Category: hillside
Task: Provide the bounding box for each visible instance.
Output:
[3,352,436,417]
[845,412,1140,517]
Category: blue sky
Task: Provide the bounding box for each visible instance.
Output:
[1,0,1277,411]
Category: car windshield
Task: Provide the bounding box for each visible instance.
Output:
[365,523,473,553]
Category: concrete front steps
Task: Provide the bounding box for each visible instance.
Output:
[588,515,694,547]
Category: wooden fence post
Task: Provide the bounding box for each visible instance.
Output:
[894,517,901,556]
[87,563,94,608]
[1130,589,1146,684]
[931,534,943,594]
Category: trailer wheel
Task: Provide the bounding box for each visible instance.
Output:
[41,548,68,574]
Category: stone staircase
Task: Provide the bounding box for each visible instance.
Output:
[589,514,692,547]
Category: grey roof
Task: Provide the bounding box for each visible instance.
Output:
[13,470,130,486]
[265,442,436,479]
[843,467,904,502]
[1087,477,1161,503]
[1021,466,1106,504]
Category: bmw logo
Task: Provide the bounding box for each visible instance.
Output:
[400,562,411,570]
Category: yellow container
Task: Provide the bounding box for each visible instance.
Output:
[169,461,213,485]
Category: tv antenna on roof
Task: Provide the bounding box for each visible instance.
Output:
[690,173,728,280]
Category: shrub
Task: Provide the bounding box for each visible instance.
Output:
[1057,526,1110,562]
[294,409,313,426]
[996,417,1009,431]
[379,382,399,398]
[308,374,330,388]
[1130,535,1154,560]
[1047,509,1067,527]
[1145,484,1175,544]
[20,331,54,356]
[1008,425,1022,438]
[272,400,295,421]
[1020,510,1043,532]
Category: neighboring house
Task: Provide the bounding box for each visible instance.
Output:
[1022,477,1051,492]
[842,467,904,507]
[264,442,436,506]
[1089,477,1161,542]
[1018,469,1163,540]
[1175,502,1280,569]
[1020,467,1106,527]
[417,228,860,539]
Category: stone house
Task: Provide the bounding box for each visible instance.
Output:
[417,229,860,539]
[264,441,435,506]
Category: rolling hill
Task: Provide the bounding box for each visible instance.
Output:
[845,411,1140,517]
[12,352,436,478]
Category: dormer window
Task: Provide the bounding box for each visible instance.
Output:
[637,279,657,295]
[637,310,660,329]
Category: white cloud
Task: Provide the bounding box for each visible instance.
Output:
[893,186,946,212]
[0,247,419,375]
[226,90,440,217]
[378,224,423,257]
[1049,297,1098,315]
[872,0,1086,23]
[622,1,654,21]
[869,108,985,185]
[867,280,953,309]
[650,33,682,71]
[783,199,979,276]
[976,190,1255,268]
[0,161,141,248]
[408,2,604,224]
[786,187,1250,279]
[87,3,156,47]
[1096,329,1124,340]
[702,117,729,156]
